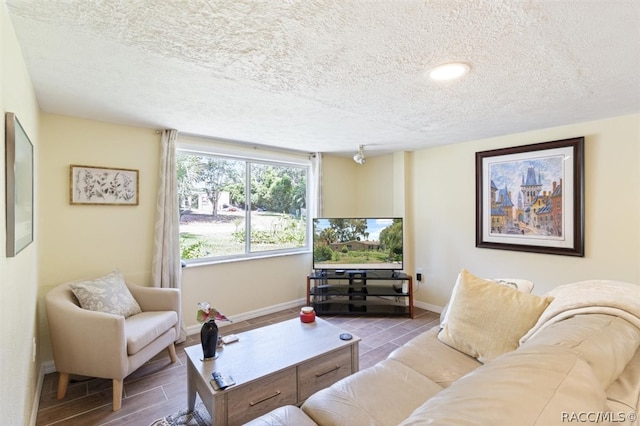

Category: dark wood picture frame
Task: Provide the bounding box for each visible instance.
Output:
[476,137,584,257]
[5,112,34,257]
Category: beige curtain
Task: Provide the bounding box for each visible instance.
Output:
[152,129,186,341]
[311,152,323,217]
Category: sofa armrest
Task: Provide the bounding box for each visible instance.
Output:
[126,283,180,313]
[46,286,128,379]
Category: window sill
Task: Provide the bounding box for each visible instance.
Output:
[182,249,311,269]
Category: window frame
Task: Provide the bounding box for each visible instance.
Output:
[177,141,312,266]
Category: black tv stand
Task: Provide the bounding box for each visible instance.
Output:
[306,270,413,318]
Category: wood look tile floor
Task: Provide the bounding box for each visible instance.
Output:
[36,307,439,426]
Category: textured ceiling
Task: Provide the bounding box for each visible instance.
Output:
[6,0,640,156]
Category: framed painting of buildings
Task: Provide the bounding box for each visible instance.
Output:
[475,137,584,256]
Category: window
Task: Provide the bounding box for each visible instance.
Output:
[177,147,310,263]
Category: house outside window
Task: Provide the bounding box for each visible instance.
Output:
[177,146,310,264]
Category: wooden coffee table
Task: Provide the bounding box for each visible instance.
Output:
[184,317,360,425]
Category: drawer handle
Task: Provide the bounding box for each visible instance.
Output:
[249,390,281,406]
[315,366,340,377]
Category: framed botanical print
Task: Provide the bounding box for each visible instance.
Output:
[70,165,139,205]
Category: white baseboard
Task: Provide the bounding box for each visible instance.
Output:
[30,363,46,426]
[186,298,307,336]
[43,360,56,375]
[186,298,443,335]
[414,299,443,314]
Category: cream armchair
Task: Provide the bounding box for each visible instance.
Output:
[45,279,181,411]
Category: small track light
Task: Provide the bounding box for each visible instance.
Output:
[353,145,365,165]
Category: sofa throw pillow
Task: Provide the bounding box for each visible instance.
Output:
[69,271,142,318]
[438,269,553,363]
[492,278,534,293]
[440,276,535,325]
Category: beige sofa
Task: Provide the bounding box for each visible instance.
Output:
[247,278,640,425]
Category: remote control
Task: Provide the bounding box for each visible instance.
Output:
[212,372,235,390]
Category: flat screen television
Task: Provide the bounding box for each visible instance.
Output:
[312,217,403,271]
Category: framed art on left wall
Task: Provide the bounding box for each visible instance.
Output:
[5,112,34,257]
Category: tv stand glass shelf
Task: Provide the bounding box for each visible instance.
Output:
[306,270,413,318]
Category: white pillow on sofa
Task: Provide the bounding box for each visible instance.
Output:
[440,275,534,325]
[438,269,553,363]
[69,270,142,318]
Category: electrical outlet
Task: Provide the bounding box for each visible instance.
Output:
[416,268,423,282]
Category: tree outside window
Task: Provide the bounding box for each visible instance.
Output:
[177,152,308,262]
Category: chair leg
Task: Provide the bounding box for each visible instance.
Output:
[57,372,70,399]
[112,379,123,411]
[167,342,177,363]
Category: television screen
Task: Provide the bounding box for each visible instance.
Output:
[313,217,403,271]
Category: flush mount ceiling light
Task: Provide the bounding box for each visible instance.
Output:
[429,62,471,81]
[353,145,365,165]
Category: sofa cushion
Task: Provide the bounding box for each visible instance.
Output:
[301,358,442,426]
[607,345,640,416]
[244,405,318,426]
[438,268,553,363]
[398,344,609,426]
[125,311,178,354]
[521,313,640,389]
[440,276,535,324]
[389,326,481,387]
[69,271,142,318]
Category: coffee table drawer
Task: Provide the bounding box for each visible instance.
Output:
[227,367,297,425]
[298,346,353,400]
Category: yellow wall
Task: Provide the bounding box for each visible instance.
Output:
[1,4,41,424]
[410,114,640,309]
[321,154,396,218]
[37,114,315,347]
[181,253,311,330]
[319,116,640,311]
[37,114,161,363]
[353,155,395,217]
[38,115,160,285]
[320,155,358,216]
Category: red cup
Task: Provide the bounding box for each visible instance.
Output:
[300,306,316,323]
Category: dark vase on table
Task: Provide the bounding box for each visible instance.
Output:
[200,319,219,360]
